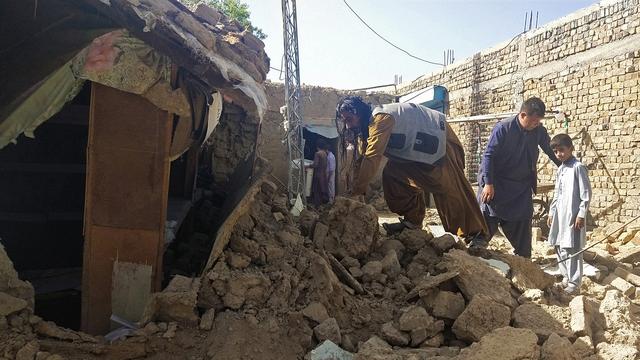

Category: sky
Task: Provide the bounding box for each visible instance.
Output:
[243,0,598,90]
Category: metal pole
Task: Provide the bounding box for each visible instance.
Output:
[281,0,306,206]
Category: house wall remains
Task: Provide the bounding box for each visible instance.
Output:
[397,0,640,226]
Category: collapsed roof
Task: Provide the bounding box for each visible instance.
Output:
[0,0,270,136]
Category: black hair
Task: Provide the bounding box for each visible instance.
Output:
[335,96,372,161]
[550,133,573,149]
[520,97,546,117]
[316,138,328,150]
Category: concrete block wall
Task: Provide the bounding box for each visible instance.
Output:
[397,0,640,226]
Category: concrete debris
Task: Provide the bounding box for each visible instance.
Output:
[314,318,342,345]
[457,327,540,360]
[404,271,459,301]
[2,178,639,359]
[572,336,596,358]
[163,322,178,338]
[497,253,555,291]
[614,266,640,287]
[397,306,436,332]
[443,250,518,308]
[381,250,402,280]
[603,274,636,297]
[570,295,595,338]
[199,308,216,331]
[380,322,410,346]
[540,333,580,360]
[419,333,444,348]
[598,290,640,347]
[353,336,398,360]
[431,291,465,320]
[409,328,428,347]
[321,197,379,259]
[479,258,510,277]
[512,303,573,339]
[35,321,82,341]
[310,340,354,360]
[429,234,457,255]
[397,229,433,252]
[452,294,511,342]
[518,289,547,305]
[16,340,39,360]
[302,302,330,324]
[0,244,35,309]
[596,342,639,360]
[0,292,28,316]
[141,275,200,326]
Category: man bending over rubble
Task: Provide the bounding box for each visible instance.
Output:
[336,96,488,247]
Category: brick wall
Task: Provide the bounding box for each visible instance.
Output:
[397,0,640,226]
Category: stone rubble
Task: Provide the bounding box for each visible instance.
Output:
[1,180,639,359]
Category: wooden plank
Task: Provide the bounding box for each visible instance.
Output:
[82,84,171,334]
[203,177,264,272]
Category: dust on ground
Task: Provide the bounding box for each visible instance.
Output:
[1,179,639,360]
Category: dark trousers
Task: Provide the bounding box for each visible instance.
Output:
[484,212,532,258]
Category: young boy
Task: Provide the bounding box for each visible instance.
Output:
[547,134,591,294]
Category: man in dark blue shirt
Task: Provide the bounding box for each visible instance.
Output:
[474,97,561,258]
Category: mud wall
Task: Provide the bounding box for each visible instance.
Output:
[259,82,393,191]
[397,0,640,226]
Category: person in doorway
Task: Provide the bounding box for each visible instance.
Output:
[326,147,336,203]
[477,97,561,257]
[547,134,591,294]
[307,139,329,207]
[336,96,488,246]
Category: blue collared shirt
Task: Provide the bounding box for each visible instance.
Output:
[477,116,560,220]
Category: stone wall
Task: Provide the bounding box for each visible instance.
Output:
[397,0,640,226]
[207,102,260,185]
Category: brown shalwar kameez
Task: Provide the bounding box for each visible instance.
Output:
[353,114,488,238]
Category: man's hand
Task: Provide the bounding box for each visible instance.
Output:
[574,217,585,230]
[481,184,495,204]
[547,216,553,227]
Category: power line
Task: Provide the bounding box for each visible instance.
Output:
[342,0,444,67]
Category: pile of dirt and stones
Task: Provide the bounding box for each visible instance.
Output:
[1,178,639,359]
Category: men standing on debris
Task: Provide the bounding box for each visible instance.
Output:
[336,96,488,245]
[477,97,561,258]
[547,134,591,294]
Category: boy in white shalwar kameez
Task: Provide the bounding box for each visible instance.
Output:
[547,134,592,294]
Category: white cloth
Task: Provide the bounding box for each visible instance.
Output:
[327,151,336,173]
[548,157,591,248]
[327,151,336,201]
[556,245,583,286]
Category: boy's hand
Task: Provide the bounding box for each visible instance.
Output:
[574,217,585,230]
[547,216,553,227]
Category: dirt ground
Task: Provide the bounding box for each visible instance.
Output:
[1,180,639,360]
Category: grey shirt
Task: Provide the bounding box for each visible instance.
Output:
[548,157,591,248]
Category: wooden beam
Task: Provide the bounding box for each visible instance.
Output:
[82,83,171,335]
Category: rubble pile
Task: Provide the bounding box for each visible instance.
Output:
[1,179,640,359]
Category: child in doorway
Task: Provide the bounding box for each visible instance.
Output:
[547,134,591,295]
